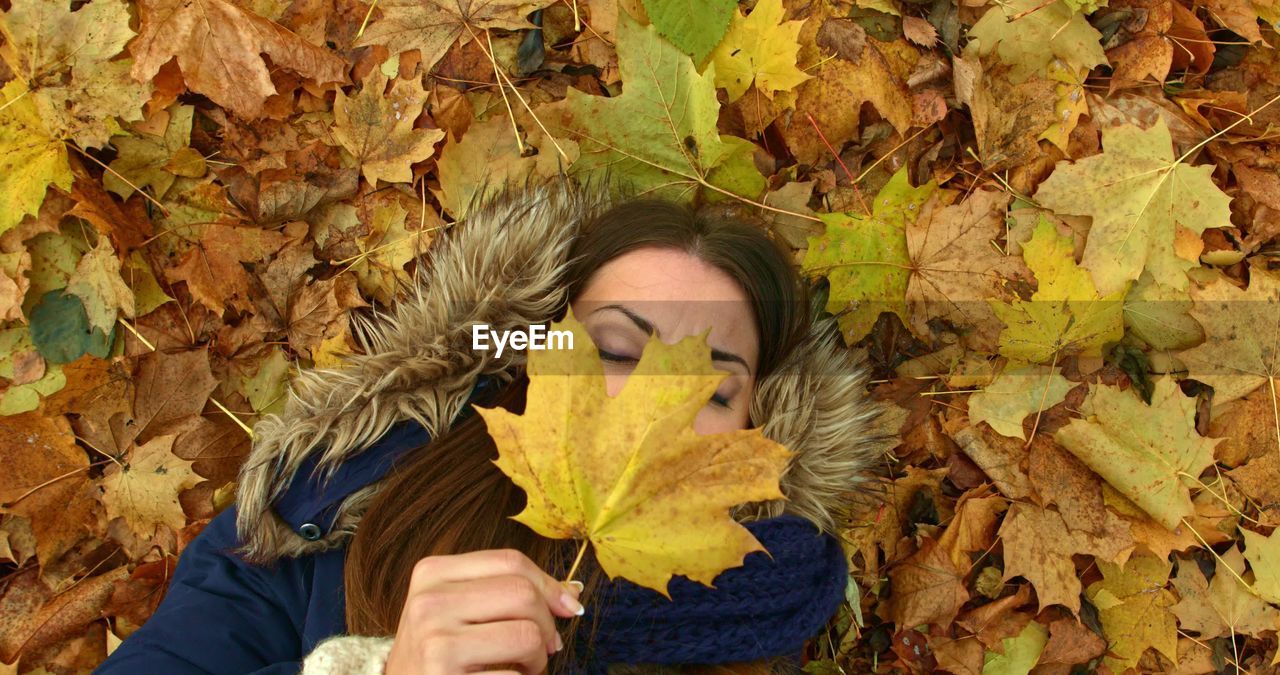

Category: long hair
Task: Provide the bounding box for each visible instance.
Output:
[343,199,811,672]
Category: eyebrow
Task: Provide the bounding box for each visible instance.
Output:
[590,304,752,375]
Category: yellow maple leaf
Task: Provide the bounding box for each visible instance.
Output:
[0,81,71,237]
[1055,377,1220,531]
[476,310,793,597]
[1085,554,1177,672]
[993,215,1125,363]
[710,0,812,102]
[100,434,201,539]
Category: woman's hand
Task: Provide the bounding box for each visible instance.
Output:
[383,548,586,675]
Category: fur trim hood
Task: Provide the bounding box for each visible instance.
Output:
[235,178,898,564]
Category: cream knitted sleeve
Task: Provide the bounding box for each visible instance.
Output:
[301,635,395,675]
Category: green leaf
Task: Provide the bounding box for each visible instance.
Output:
[29,290,113,365]
[981,620,1048,675]
[641,0,735,64]
[559,12,764,202]
[801,168,937,344]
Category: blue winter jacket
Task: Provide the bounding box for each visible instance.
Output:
[95,416,437,674]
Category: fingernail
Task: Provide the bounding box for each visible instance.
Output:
[560,591,585,616]
[568,580,584,595]
[554,632,564,652]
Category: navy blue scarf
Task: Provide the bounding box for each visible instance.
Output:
[559,514,849,672]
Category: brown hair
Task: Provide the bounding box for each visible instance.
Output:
[343,199,811,672]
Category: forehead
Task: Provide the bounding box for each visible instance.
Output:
[572,248,759,356]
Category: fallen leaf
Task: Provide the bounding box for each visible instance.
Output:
[0,566,128,664]
[1055,377,1221,530]
[968,364,1073,441]
[434,115,537,219]
[992,215,1125,363]
[905,188,1030,351]
[332,70,444,187]
[1123,271,1204,351]
[105,104,205,199]
[476,310,792,596]
[0,413,97,571]
[129,0,346,118]
[966,0,1107,82]
[0,0,151,148]
[1084,554,1178,672]
[355,0,555,74]
[885,535,971,629]
[1033,119,1233,295]
[980,619,1047,674]
[130,348,218,446]
[1178,266,1280,405]
[642,0,734,64]
[558,13,764,202]
[0,81,73,237]
[1171,546,1280,638]
[1241,528,1280,604]
[99,434,201,539]
[710,0,811,101]
[65,238,135,334]
[802,168,937,344]
[999,501,1134,613]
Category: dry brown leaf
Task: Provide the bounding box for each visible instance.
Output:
[129,0,346,118]
[999,501,1134,613]
[905,188,1029,351]
[885,535,971,628]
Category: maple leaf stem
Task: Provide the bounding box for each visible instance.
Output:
[856,124,936,187]
[117,316,156,352]
[564,538,589,585]
[466,24,569,160]
[486,31,526,155]
[0,85,29,114]
[1008,0,1057,21]
[6,462,96,506]
[68,143,171,216]
[356,0,378,39]
[1182,517,1255,593]
[1178,470,1262,526]
[210,396,255,439]
[1025,351,1061,450]
[804,112,870,216]
[1270,375,1280,460]
[1173,89,1280,166]
[1177,630,1245,672]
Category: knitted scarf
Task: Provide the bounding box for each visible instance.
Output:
[559,515,849,673]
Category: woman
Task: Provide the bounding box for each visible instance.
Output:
[95,179,897,674]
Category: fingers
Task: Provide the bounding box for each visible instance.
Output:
[415,575,563,656]
[453,620,551,675]
[408,549,585,618]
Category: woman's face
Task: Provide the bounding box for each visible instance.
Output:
[569,247,761,435]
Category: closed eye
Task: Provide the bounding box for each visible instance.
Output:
[597,348,638,364]
[599,348,733,409]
